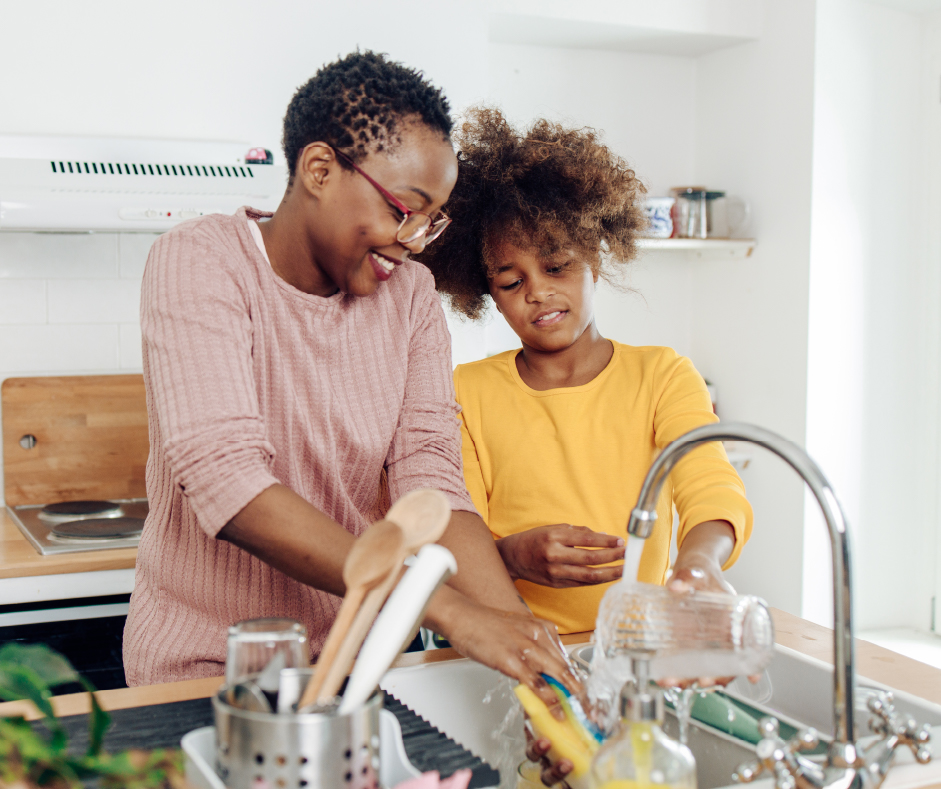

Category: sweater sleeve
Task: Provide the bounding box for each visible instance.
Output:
[141,224,279,537]
[453,368,490,526]
[652,351,753,569]
[384,270,477,515]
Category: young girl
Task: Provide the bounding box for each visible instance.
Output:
[421,108,754,636]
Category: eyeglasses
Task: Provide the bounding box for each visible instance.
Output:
[332,147,451,246]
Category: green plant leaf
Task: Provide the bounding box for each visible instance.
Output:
[79,677,110,756]
[0,642,81,688]
[0,662,55,718]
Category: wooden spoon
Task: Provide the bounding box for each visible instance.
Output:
[385,488,452,548]
[297,518,405,709]
[309,489,452,705]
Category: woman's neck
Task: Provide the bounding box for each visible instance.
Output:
[515,322,614,391]
[257,198,337,297]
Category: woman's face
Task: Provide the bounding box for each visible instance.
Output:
[487,238,598,354]
[302,123,457,297]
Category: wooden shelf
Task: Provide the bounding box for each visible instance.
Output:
[637,238,757,259]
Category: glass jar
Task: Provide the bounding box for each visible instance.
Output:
[670,188,708,239]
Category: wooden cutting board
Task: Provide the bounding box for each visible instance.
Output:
[1,375,148,506]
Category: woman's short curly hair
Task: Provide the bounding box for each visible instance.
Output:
[282,50,452,182]
[420,107,646,319]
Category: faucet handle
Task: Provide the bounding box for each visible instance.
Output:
[867,691,932,764]
[733,717,816,789]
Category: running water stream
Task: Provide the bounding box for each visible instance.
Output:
[623,537,645,585]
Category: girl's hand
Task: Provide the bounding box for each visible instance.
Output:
[525,728,573,788]
[496,525,625,588]
[670,519,737,595]
[665,519,743,688]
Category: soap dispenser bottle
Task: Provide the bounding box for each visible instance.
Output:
[590,669,696,789]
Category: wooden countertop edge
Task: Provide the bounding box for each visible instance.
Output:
[3,609,940,722]
[0,548,139,579]
[0,511,138,578]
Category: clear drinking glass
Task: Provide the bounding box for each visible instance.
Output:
[595,581,774,681]
[225,618,308,685]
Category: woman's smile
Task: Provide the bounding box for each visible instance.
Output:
[367,250,405,281]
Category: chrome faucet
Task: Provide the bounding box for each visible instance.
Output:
[626,422,931,789]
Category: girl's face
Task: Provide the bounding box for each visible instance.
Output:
[301,123,457,297]
[487,238,598,354]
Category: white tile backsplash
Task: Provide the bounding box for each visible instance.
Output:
[0,232,149,387]
[0,325,119,372]
[119,323,143,370]
[0,280,47,324]
[119,234,160,279]
[48,278,141,324]
[0,232,119,279]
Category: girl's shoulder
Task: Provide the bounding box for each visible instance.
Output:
[453,350,519,393]
[610,342,690,374]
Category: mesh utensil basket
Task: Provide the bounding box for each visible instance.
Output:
[213,686,382,789]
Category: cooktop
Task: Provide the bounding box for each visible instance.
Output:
[6,498,147,556]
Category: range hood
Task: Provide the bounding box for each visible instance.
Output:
[0,135,287,232]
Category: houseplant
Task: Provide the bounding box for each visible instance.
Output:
[0,642,185,789]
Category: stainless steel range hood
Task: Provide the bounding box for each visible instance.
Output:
[0,135,286,232]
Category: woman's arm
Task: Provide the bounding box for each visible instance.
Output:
[218,484,354,596]
[221,488,577,708]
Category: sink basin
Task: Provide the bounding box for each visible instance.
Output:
[380,644,941,789]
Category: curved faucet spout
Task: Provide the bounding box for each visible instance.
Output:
[627,422,856,759]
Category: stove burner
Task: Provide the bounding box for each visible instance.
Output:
[50,516,144,541]
[38,500,123,524]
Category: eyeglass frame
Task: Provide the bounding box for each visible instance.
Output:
[331,147,451,245]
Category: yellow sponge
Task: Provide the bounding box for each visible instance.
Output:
[514,684,598,780]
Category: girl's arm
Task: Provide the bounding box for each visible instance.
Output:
[671,518,736,593]
[652,351,753,585]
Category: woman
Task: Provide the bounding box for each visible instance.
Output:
[123,53,574,710]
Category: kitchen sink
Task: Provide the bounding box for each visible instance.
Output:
[380,643,941,789]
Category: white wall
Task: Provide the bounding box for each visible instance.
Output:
[804,0,937,630]
[0,1,490,163]
[691,0,818,615]
[481,42,700,359]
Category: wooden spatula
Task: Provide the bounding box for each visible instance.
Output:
[297,518,404,709]
[307,488,452,706]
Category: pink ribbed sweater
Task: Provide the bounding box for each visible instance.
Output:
[123,207,474,686]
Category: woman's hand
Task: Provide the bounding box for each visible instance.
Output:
[428,588,580,718]
[496,525,625,588]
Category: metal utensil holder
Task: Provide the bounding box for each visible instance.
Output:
[213,685,382,789]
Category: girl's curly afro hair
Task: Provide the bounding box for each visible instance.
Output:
[420,107,646,319]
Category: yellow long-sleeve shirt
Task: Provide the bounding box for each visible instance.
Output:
[454,342,753,634]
